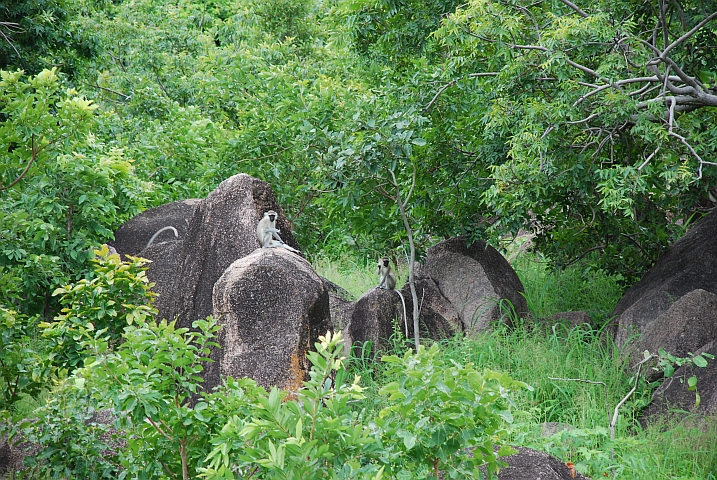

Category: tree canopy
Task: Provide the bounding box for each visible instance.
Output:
[2,0,717,316]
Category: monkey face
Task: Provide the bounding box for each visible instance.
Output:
[382,258,390,267]
[265,210,277,222]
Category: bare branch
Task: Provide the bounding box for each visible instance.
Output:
[515,5,541,40]
[0,22,22,57]
[663,11,717,58]
[638,146,660,170]
[511,43,622,89]
[1,133,68,191]
[566,112,598,124]
[669,130,704,165]
[611,362,643,447]
[558,0,588,18]
[84,82,132,101]
[424,72,498,112]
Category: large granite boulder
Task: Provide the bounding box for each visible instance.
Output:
[641,339,717,422]
[138,240,183,321]
[344,288,407,356]
[399,277,463,339]
[168,174,301,329]
[626,289,717,374]
[323,278,355,332]
[415,237,529,334]
[109,199,200,257]
[211,248,331,392]
[613,209,717,347]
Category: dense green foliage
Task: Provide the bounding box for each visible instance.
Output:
[0,230,713,478]
[2,0,717,478]
[4,0,715,302]
[12,254,526,479]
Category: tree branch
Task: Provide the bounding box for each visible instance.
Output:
[424,73,498,112]
[558,0,588,18]
[662,11,717,58]
[0,133,67,191]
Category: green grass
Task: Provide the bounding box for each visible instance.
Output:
[314,256,407,299]
[512,251,625,326]
[332,252,717,480]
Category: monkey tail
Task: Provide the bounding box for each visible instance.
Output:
[145,226,179,249]
[394,289,408,338]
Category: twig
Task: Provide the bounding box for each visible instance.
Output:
[638,146,660,170]
[424,73,498,112]
[1,133,68,191]
[610,362,643,443]
[84,82,132,101]
[662,11,717,58]
[0,22,22,57]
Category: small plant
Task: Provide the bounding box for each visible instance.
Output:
[0,307,52,412]
[376,344,531,478]
[18,374,120,480]
[646,348,714,408]
[40,245,157,371]
[86,316,223,480]
[201,330,382,479]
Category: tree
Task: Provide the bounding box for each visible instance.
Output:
[319,106,434,346]
[0,0,104,76]
[427,0,717,280]
[0,68,145,316]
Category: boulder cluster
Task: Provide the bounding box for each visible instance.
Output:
[3,173,715,478]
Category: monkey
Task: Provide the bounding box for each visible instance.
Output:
[256,210,300,253]
[376,256,408,337]
[145,226,179,249]
[377,256,396,290]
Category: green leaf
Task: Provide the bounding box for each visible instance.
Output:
[693,355,708,368]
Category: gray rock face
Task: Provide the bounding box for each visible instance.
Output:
[399,277,462,339]
[416,237,529,334]
[139,240,183,321]
[168,174,301,330]
[323,278,355,332]
[627,289,717,372]
[642,339,717,420]
[109,199,201,257]
[492,446,590,480]
[211,248,331,392]
[613,209,717,346]
[344,288,406,355]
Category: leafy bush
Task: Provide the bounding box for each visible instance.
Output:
[0,308,52,412]
[376,344,529,478]
[40,246,156,371]
[17,374,120,480]
[0,69,146,317]
[202,330,383,480]
[87,316,227,480]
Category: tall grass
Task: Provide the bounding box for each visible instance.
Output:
[314,256,407,299]
[329,253,717,479]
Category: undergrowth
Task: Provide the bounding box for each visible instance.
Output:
[334,252,717,479]
[5,252,716,479]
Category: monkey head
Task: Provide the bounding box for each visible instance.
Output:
[265,210,278,223]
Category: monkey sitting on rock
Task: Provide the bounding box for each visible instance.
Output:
[256,210,300,254]
[376,256,407,336]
